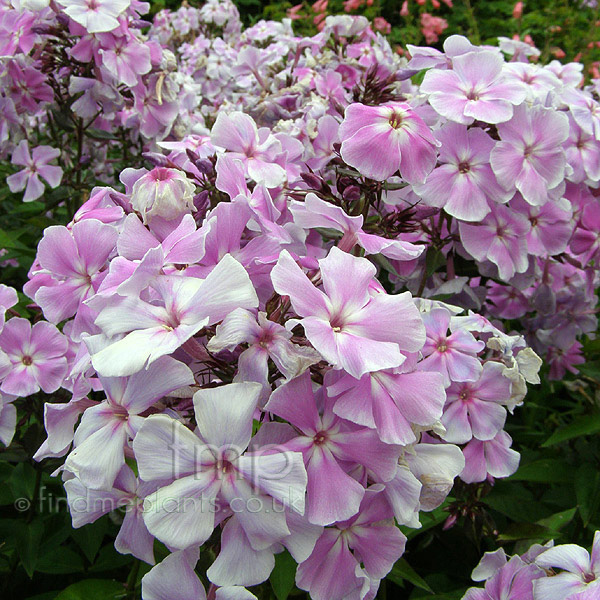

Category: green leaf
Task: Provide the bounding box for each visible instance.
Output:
[388,558,433,593]
[36,547,85,574]
[270,550,297,600]
[576,464,600,527]
[510,459,574,483]
[54,580,124,600]
[15,519,44,577]
[88,543,133,573]
[541,413,600,447]
[85,128,117,141]
[425,247,445,276]
[71,518,107,563]
[537,508,577,532]
[496,522,553,542]
[8,462,37,501]
[578,361,600,380]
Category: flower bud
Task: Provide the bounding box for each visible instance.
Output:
[130,167,196,224]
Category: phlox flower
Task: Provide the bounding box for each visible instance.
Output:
[133,382,307,551]
[265,371,400,525]
[534,532,600,600]
[0,392,17,447]
[0,318,68,397]
[271,246,425,379]
[207,308,321,389]
[441,361,512,444]
[99,34,152,87]
[490,104,569,206]
[88,254,258,376]
[564,114,600,183]
[289,193,423,261]
[64,356,193,490]
[56,0,131,33]
[129,167,196,225]
[413,122,510,222]
[420,50,526,124]
[296,488,406,600]
[460,430,520,483]
[502,62,562,101]
[25,219,118,323]
[327,354,446,445]
[7,140,63,203]
[211,111,287,188]
[65,465,157,564]
[459,203,531,281]
[420,307,485,387]
[463,555,545,600]
[511,194,573,257]
[339,101,438,183]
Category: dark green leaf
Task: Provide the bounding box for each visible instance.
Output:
[541,413,600,447]
[36,547,85,574]
[270,550,297,600]
[388,558,433,593]
[510,459,574,483]
[71,518,107,563]
[537,508,577,532]
[54,579,124,600]
[576,463,600,527]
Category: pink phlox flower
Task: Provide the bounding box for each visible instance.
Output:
[208,308,321,389]
[460,430,520,483]
[133,382,307,551]
[413,122,510,222]
[486,282,529,319]
[65,465,157,564]
[296,488,406,600]
[7,140,63,202]
[563,89,600,139]
[420,50,527,124]
[0,317,68,397]
[64,356,193,490]
[502,62,562,101]
[511,194,573,257]
[0,391,17,447]
[211,111,287,188]
[290,193,423,261]
[306,114,339,171]
[407,34,478,71]
[26,219,118,323]
[0,9,37,56]
[33,395,96,461]
[6,58,53,112]
[99,32,152,86]
[420,307,485,387]
[56,0,131,33]
[534,532,600,600]
[464,555,545,600]
[87,254,258,376]
[327,353,446,445]
[271,246,426,379]
[498,36,541,62]
[265,371,400,525]
[565,114,600,184]
[339,101,438,183]
[441,361,512,444]
[459,203,531,281]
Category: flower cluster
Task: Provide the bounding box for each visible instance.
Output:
[463,531,600,599]
[0,0,598,598]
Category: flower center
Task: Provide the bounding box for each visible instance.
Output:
[313,431,328,445]
[583,572,596,584]
[388,111,404,130]
[22,355,33,366]
[436,340,448,353]
[458,162,471,174]
[466,90,480,101]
